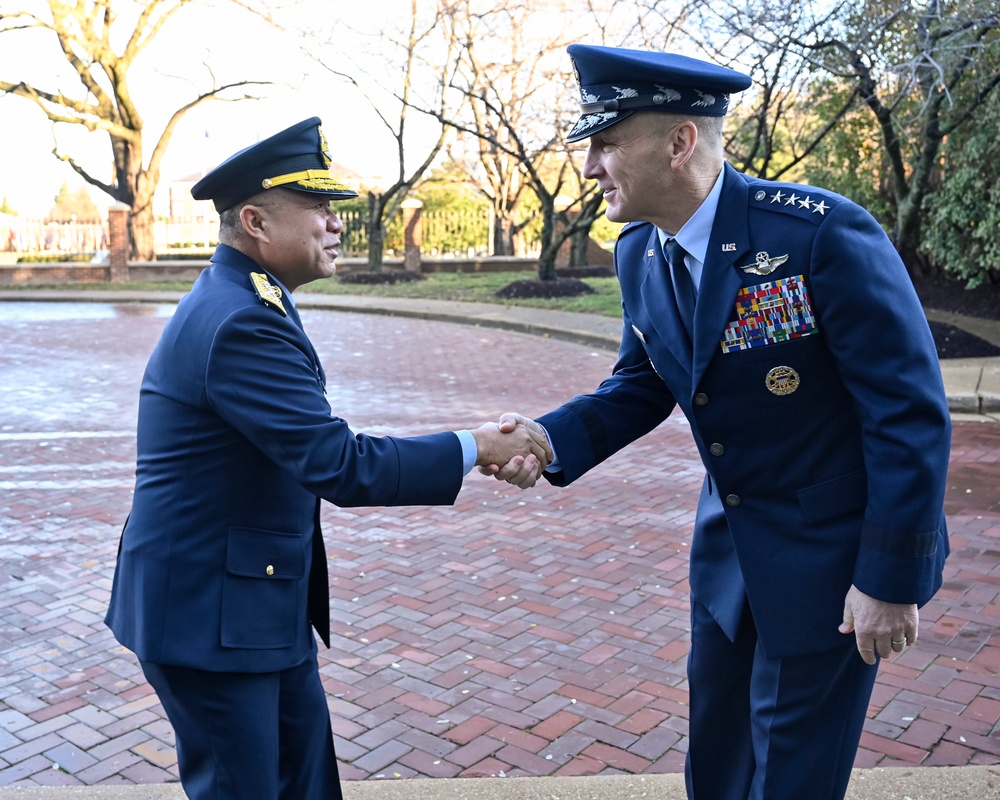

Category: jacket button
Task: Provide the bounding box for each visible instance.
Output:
[725,494,741,507]
[694,393,709,405]
[266,565,274,576]
[709,443,725,456]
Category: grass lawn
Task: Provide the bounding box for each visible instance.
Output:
[8,271,625,318]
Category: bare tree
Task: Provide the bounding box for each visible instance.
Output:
[663,0,1000,275]
[630,1,851,180]
[304,0,458,272]
[418,0,631,282]
[440,2,550,259]
[0,0,272,260]
[834,1,1000,273]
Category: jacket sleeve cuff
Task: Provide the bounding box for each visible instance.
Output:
[853,519,949,605]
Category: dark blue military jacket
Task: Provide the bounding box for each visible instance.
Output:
[106,245,463,672]
[538,163,950,659]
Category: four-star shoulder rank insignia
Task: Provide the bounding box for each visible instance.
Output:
[740,251,789,276]
[250,272,287,316]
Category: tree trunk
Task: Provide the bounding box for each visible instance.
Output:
[492,213,514,256]
[570,226,589,267]
[130,205,155,261]
[367,191,385,272]
[893,204,933,279]
[536,197,557,281]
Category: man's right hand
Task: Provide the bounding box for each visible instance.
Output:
[471,417,552,478]
[476,413,552,489]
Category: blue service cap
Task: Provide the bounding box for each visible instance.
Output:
[191,117,359,212]
[566,44,752,142]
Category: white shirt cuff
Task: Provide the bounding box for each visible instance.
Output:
[456,429,477,474]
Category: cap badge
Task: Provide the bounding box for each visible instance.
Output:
[653,85,682,105]
[250,272,287,316]
[741,251,788,276]
[318,125,332,168]
[765,365,800,396]
[692,90,716,108]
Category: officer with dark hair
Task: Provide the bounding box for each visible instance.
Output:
[488,46,950,800]
[106,117,550,800]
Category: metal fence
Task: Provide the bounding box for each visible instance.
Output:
[335,208,495,258]
[1,214,107,260]
[152,208,497,258]
[3,207,529,260]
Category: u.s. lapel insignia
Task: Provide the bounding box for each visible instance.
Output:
[647,248,656,258]
[250,272,287,316]
[631,324,648,344]
[765,365,800,396]
[722,243,736,252]
[741,251,789,276]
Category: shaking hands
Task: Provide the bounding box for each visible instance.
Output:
[472,412,551,489]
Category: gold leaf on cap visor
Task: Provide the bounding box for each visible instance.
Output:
[260,169,351,192]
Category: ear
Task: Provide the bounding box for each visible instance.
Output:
[239,203,270,244]
[667,120,699,170]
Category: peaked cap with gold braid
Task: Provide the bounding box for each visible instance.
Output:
[191,117,358,212]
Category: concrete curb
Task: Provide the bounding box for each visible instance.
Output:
[0,766,999,799]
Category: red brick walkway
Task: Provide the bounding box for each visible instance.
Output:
[0,301,997,788]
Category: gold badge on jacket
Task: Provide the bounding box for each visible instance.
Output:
[250,272,287,316]
[765,365,800,395]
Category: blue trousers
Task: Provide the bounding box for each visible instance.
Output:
[685,600,877,800]
[141,655,342,800]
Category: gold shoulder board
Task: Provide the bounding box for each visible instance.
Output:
[250,272,287,316]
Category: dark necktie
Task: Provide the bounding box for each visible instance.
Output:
[665,238,696,341]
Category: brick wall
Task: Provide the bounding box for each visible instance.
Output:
[0,264,110,285]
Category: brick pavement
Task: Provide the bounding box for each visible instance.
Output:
[0,300,998,788]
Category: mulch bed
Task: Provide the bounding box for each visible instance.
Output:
[335,267,1000,360]
[913,274,1000,359]
[495,277,595,299]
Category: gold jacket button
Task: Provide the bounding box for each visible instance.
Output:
[266,565,275,576]
[725,494,741,507]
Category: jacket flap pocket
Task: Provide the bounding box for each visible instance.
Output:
[226,527,304,580]
[796,469,867,524]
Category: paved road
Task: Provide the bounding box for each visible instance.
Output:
[0,300,998,792]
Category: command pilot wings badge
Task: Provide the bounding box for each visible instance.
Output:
[250,272,287,316]
[741,251,789,276]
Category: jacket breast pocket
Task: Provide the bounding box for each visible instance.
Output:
[724,330,821,365]
[222,526,305,649]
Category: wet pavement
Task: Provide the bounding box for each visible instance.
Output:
[0,299,998,790]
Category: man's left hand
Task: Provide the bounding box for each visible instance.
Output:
[839,584,917,665]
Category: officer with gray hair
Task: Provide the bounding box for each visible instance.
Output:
[488,44,950,800]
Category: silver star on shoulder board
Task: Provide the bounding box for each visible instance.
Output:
[740,251,789,276]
